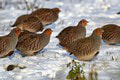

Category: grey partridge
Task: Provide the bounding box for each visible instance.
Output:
[11,14,30,27]
[56,19,88,49]
[16,28,52,56]
[15,16,43,32]
[31,7,61,26]
[102,24,120,45]
[0,28,21,58]
[67,28,103,61]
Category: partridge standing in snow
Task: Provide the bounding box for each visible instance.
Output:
[13,16,44,32]
[16,28,52,56]
[0,28,21,58]
[56,19,88,48]
[31,7,61,26]
[67,28,103,61]
[11,14,30,27]
[102,24,120,45]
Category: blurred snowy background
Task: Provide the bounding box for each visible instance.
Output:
[0,0,120,80]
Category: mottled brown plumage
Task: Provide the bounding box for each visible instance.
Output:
[56,19,88,49]
[16,28,52,56]
[102,24,120,45]
[18,30,34,39]
[67,28,103,61]
[31,7,61,26]
[11,14,30,27]
[16,16,44,32]
[0,28,21,58]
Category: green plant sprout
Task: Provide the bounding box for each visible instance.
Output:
[66,60,86,80]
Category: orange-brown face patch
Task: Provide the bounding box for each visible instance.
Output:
[95,28,104,36]
[82,21,87,27]
[15,28,21,36]
[44,28,53,36]
[81,19,88,27]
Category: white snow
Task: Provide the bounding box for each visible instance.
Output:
[0,0,120,80]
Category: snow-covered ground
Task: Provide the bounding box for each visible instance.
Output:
[0,0,120,80]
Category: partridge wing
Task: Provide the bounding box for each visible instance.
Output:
[0,38,9,53]
[71,38,93,56]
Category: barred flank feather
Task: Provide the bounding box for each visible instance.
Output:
[102,24,120,44]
